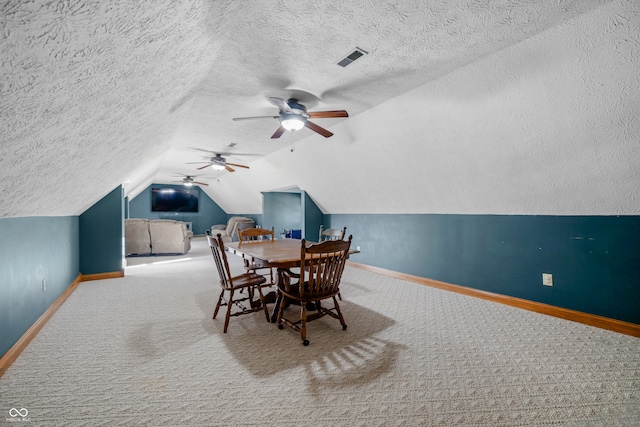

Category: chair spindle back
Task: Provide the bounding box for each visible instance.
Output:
[297,236,352,298]
[207,233,233,289]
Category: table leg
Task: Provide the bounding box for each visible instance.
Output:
[270,268,287,323]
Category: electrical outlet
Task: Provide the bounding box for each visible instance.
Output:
[42,279,46,292]
[542,273,553,287]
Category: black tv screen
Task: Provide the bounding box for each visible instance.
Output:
[151,187,199,212]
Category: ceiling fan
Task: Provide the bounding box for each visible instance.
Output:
[232,97,348,139]
[172,175,209,187]
[187,153,250,172]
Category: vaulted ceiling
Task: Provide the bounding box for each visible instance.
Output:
[2,0,638,218]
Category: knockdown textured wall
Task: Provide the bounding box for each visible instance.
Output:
[331,214,640,325]
[208,0,639,216]
[0,216,80,358]
[0,1,220,217]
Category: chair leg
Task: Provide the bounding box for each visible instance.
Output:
[333,296,347,330]
[300,303,308,346]
[276,294,287,325]
[213,290,225,319]
[223,289,234,333]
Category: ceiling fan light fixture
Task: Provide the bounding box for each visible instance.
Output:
[281,114,305,131]
[211,163,226,171]
[184,181,193,187]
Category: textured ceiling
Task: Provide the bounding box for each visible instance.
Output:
[2,0,638,217]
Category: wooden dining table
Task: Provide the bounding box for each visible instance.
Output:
[226,238,310,270]
[225,238,357,322]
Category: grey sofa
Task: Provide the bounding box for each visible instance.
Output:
[211,216,255,243]
[125,218,193,255]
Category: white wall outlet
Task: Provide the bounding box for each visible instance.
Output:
[542,273,553,287]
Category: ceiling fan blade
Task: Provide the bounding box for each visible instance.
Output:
[194,181,209,186]
[308,110,349,119]
[271,125,286,139]
[189,148,215,154]
[232,115,279,121]
[225,165,235,173]
[268,97,294,113]
[197,163,212,170]
[186,162,211,165]
[226,162,249,169]
[305,120,333,138]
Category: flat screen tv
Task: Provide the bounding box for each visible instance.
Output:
[151,187,199,212]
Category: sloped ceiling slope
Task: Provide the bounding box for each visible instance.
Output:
[2,0,637,218]
[1,0,228,217]
[209,0,639,216]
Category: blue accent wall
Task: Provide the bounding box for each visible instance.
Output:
[262,190,323,240]
[3,207,637,363]
[79,186,124,275]
[129,184,227,235]
[0,216,80,359]
[304,193,324,241]
[328,214,640,325]
[263,191,303,238]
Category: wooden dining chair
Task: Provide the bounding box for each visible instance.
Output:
[238,227,275,285]
[319,225,347,242]
[276,235,352,346]
[318,225,348,300]
[238,226,275,242]
[206,232,270,332]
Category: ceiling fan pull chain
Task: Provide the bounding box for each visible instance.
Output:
[290,131,295,152]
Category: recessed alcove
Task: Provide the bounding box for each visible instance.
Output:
[261,187,324,241]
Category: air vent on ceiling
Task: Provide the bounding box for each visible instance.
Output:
[337,47,368,67]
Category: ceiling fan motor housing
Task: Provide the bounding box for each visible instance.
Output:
[212,155,226,165]
[286,98,307,115]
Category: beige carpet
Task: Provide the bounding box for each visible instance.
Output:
[1,236,639,426]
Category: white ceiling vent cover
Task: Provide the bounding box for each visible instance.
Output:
[337,47,369,67]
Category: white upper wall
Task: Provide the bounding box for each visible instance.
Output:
[205,0,640,215]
